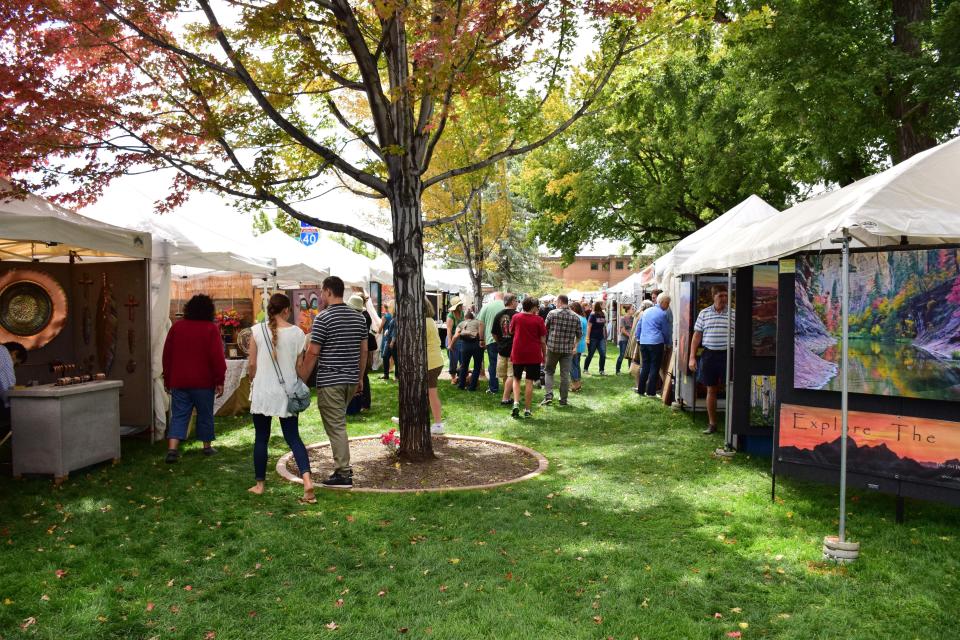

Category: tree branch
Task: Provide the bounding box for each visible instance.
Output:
[422,14,695,191]
[195,0,389,195]
[423,186,482,228]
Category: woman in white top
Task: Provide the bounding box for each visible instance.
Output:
[247,293,315,503]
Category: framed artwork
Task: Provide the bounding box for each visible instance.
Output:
[751,265,778,357]
[750,375,776,428]
[794,249,960,401]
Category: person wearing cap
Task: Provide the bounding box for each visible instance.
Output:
[450,311,484,391]
[445,297,464,385]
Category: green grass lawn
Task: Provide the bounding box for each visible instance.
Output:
[1,375,958,639]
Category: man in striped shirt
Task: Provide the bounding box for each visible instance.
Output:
[688,285,734,435]
[298,276,368,488]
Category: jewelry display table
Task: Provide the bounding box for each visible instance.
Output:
[9,380,123,484]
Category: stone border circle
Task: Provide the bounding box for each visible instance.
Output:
[275,434,548,493]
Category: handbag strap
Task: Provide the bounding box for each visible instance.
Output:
[261,322,288,390]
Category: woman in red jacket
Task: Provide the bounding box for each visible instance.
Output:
[162,294,227,464]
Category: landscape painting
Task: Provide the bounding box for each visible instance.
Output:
[794,249,960,401]
[752,265,778,357]
[778,404,960,485]
[750,375,776,428]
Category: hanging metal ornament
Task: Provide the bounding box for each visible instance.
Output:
[95,273,119,375]
[125,294,139,373]
[78,272,94,345]
[0,269,68,350]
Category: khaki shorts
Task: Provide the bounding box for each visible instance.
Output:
[427,366,442,389]
[496,356,513,379]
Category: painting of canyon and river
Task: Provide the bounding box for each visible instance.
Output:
[795,249,960,401]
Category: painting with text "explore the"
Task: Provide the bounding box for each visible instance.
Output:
[794,249,960,401]
[752,265,778,357]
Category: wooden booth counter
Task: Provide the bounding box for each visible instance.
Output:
[9,380,123,484]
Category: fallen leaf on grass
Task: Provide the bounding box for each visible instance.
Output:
[448,558,460,565]
[346,515,355,523]
[3,598,12,605]
[377,590,387,597]
[399,628,408,634]
[714,613,723,619]
[146,602,155,612]
[592,615,603,624]
[739,622,749,629]
[523,511,532,517]
[248,611,257,618]
[54,569,67,579]
[726,633,741,639]
[777,613,791,620]
[439,585,448,592]
[166,579,175,587]
[20,616,37,630]
[730,607,742,614]
[204,632,216,639]
[325,621,339,630]
[97,616,107,622]
[183,585,193,591]
[40,595,49,602]
[335,599,344,608]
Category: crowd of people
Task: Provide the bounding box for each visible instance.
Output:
[155,277,732,500]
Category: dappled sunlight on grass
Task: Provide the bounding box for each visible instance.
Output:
[1,375,959,638]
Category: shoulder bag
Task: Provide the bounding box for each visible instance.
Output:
[261,323,312,414]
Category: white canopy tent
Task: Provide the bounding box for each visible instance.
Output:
[677,138,960,274]
[1,179,152,261]
[1,181,160,435]
[306,235,372,288]
[674,135,960,549]
[670,195,782,279]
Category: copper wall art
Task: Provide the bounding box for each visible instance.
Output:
[0,269,68,350]
[78,273,94,345]
[125,294,139,373]
[96,273,118,375]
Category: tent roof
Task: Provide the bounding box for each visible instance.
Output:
[256,229,330,283]
[608,271,644,295]
[305,236,371,287]
[666,194,780,278]
[679,136,960,273]
[1,179,151,260]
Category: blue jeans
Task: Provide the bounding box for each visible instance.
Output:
[584,338,607,373]
[253,413,310,480]
[486,343,500,393]
[447,340,462,377]
[380,344,393,378]
[458,340,483,391]
[616,338,630,374]
[571,353,582,382]
[168,388,215,442]
[638,343,665,396]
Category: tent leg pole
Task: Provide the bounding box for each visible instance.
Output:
[839,236,850,543]
[724,268,734,451]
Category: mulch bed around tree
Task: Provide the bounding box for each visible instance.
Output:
[279,435,547,492]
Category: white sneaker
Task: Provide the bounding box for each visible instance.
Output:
[431,423,445,435]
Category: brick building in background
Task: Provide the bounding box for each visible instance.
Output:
[540,240,655,289]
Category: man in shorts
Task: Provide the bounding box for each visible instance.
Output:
[509,297,547,419]
[688,284,734,435]
[491,294,519,406]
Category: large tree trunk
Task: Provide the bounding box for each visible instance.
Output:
[889,0,936,163]
[390,173,434,461]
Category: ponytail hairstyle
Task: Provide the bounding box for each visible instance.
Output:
[266,293,292,350]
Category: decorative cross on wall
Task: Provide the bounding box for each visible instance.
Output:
[78,273,94,299]
[124,295,140,322]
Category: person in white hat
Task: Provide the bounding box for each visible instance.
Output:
[445,296,464,385]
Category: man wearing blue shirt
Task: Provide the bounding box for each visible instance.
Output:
[635,295,672,397]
